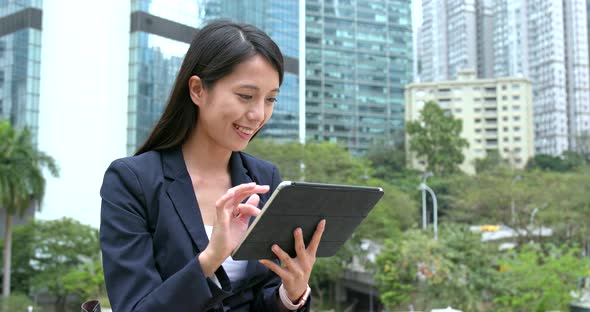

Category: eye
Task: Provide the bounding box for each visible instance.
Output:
[266,97,277,104]
[237,94,253,100]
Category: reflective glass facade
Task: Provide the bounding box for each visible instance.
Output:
[0,0,42,145]
[305,0,412,153]
[128,0,300,154]
[127,0,413,155]
[204,0,301,141]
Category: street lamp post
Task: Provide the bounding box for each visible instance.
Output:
[510,175,522,224]
[421,172,433,230]
[420,172,438,240]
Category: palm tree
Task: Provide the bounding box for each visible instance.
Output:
[0,120,59,297]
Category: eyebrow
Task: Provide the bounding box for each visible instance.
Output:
[238,85,280,93]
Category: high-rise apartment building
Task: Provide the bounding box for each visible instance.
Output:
[127,0,413,155]
[0,0,43,235]
[493,0,590,155]
[418,0,493,82]
[405,69,534,174]
[0,1,42,144]
[419,0,590,156]
[305,0,413,153]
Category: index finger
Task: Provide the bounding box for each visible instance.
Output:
[306,219,326,256]
[229,184,269,205]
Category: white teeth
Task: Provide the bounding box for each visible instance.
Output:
[235,125,254,135]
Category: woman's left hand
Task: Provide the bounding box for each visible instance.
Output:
[259,219,326,302]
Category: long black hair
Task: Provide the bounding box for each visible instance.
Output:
[135,20,284,156]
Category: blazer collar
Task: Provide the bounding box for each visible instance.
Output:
[162,147,251,186]
[161,147,254,252]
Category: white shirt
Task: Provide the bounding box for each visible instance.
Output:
[203,225,248,287]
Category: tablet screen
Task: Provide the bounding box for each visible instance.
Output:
[231,181,384,260]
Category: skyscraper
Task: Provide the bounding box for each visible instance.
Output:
[206,0,302,142]
[493,0,590,155]
[0,0,43,235]
[127,0,301,155]
[305,0,413,153]
[418,0,493,82]
[127,0,413,155]
[0,0,42,144]
[419,0,590,156]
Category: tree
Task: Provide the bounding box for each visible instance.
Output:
[495,244,589,312]
[3,218,104,311]
[245,139,371,183]
[474,149,510,174]
[0,120,59,297]
[375,225,501,311]
[406,101,469,175]
[365,138,407,181]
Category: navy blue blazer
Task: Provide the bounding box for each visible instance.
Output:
[100,147,311,312]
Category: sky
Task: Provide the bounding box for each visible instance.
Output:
[36,0,423,229]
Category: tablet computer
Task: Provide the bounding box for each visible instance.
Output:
[231,181,384,260]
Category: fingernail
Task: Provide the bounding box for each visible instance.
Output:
[272,244,278,251]
[295,228,302,235]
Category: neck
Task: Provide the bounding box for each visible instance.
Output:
[181,128,232,176]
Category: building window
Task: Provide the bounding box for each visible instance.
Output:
[514,136,522,142]
[514,126,520,132]
[512,95,520,100]
[513,105,520,111]
[513,116,520,121]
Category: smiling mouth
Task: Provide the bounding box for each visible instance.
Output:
[234,124,255,135]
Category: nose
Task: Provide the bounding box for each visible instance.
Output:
[246,100,265,122]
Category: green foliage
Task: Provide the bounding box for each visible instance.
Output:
[448,169,590,245]
[355,180,417,239]
[406,101,469,175]
[0,119,59,297]
[474,149,510,174]
[494,244,590,312]
[365,139,406,181]
[0,119,59,215]
[1,218,104,311]
[246,139,371,183]
[0,293,40,312]
[375,225,500,311]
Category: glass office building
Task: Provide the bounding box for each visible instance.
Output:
[0,0,42,145]
[305,0,413,153]
[0,0,42,235]
[127,0,413,155]
[127,0,300,155]
[206,0,301,141]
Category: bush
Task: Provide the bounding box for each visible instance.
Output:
[0,293,41,312]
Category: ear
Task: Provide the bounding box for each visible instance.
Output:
[188,75,205,107]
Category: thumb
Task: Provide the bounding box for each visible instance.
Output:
[245,193,260,208]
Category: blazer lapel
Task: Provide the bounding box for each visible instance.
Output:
[161,149,260,253]
[162,148,209,252]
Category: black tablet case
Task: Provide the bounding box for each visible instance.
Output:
[231,181,384,260]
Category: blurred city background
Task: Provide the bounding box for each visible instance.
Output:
[1,0,590,311]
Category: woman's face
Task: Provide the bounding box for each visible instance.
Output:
[191,54,280,152]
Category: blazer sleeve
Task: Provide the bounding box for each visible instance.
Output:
[100,159,231,312]
[250,165,312,312]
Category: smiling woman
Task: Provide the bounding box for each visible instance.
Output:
[99,20,324,312]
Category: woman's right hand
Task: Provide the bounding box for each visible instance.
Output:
[199,182,269,276]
